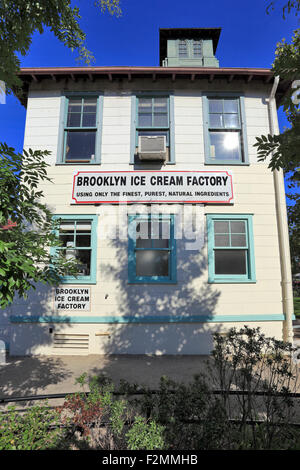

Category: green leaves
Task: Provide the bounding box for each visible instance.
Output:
[254,26,300,274]
[0,145,79,308]
[0,0,122,93]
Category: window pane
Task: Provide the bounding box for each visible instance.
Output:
[215,249,247,275]
[138,113,152,127]
[65,131,96,161]
[231,234,246,247]
[209,114,223,128]
[83,98,97,113]
[209,99,223,114]
[210,131,241,161]
[82,113,96,127]
[214,221,229,233]
[153,114,168,127]
[223,99,238,114]
[136,221,151,248]
[152,220,170,248]
[153,98,168,113]
[230,221,246,233]
[224,114,239,129]
[68,99,81,113]
[67,113,81,127]
[76,234,91,247]
[76,221,92,231]
[59,234,74,247]
[214,234,230,247]
[136,250,169,277]
[138,98,152,112]
[75,249,91,276]
[59,221,75,246]
[59,221,76,231]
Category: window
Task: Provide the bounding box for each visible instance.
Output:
[178,40,188,58]
[207,214,256,283]
[131,93,175,163]
[193,40,202,57]
[52,215,98,283]
[128,214,176,283]
[203,95,248,164]
[59,94,103,164]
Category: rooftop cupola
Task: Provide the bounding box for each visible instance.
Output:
[159,28,221,67]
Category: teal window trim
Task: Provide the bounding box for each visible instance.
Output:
[202,92,249,165]
[11,313,291,324]
[57,91,103,165]
[130,91,175,164]
[51,214,98,284]
[128,214,177,284]
[207,214,256,283]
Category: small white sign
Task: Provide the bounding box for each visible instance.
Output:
[54,287,91,311]
[71,170,234,204]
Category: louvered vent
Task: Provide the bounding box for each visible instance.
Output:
[53,333,89,350]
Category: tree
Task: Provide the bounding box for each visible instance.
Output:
[0,1,122,307]
[0,144,80,308]
[0,0,122,93]
[254,2,300,274]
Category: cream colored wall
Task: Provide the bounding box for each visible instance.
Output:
[6,78,286,355]
[10,321,284,356]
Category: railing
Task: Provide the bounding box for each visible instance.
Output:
[2,388,300,404]
[1,389,300,428]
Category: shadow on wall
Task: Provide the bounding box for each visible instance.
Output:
[98,215,221,355]
[0,284,74,396]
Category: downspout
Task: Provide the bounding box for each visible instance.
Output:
[266,76,294,343]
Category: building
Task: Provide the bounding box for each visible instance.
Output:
[1,28,294,356]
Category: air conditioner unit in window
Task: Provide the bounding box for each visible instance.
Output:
[138,135,167,161]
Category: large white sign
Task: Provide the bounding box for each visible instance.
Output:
[71,170,234,204]
[54,287,91,311]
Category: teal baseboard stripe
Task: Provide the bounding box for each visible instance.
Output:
[10,314,289,324]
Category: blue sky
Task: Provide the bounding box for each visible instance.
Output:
[0,0,299,156]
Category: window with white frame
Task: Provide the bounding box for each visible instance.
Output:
[128,214,176,283]
[203,96,248,164]
[207,214,256,283]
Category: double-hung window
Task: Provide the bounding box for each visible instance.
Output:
[207,214,256,283]
[128,214,176,283]
[52,215,97,284]
[59,93,103,164]
[132,93,175,163]
[203,95,248,164]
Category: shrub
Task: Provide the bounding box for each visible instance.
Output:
[126,416,165,450]
[0,402,63,450]
[209,326,300,449]
[59,373,165,450]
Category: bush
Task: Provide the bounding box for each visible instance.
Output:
[126,416,165,450]
[121,326,300,450]
[208,326,300,449]
[1,327,299,450]
[0,402,63,450]
[59,373,165,450]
